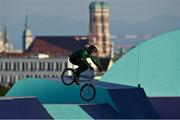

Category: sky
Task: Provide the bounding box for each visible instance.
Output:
[0,0,180,49]
[1,0,180,22]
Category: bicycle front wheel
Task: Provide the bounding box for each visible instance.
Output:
[61,68,76,85]
[80,83,96,101]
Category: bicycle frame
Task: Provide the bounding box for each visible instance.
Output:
[78,67,97,83]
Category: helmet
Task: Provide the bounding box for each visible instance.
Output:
[88,45,97,53]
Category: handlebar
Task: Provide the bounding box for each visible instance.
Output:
[88,66,104,75]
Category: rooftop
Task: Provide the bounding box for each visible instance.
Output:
[26,36,89,54]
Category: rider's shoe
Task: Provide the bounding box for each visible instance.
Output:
[75,78,80,85]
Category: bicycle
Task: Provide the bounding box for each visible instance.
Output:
[61,67,96,101]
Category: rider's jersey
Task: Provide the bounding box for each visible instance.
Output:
[70,48,102,70]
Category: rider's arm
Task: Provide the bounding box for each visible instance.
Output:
[81,50,90,67]
[90,56,103,71]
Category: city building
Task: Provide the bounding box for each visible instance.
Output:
[0,1,113,85]
[0,36,88,85]
[0,53,68,84]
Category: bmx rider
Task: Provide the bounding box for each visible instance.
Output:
[69,45,103,85]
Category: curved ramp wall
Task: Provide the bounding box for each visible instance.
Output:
[102,30,180,96]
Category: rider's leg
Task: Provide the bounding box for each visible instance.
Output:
[77,63,89,78]
[75,63,89,85]
[69,56,81,85]
[69,56,81,76]
[74,68,81,85]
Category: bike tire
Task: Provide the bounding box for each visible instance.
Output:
[61,68,76,85]
[80,83,96,101]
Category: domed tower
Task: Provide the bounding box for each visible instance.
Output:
[89,2,103,57]
[89,1,111,58]
[23,15,33,51]
[101,1,111,57]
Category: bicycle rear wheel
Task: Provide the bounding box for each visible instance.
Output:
[80,83,96,101]
[61,68,76,85]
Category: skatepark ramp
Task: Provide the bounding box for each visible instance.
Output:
[79,103,122,119]
[149,97,180,119]
[108,88,160,118]
[0,97,52,119]
[5,78,160,119]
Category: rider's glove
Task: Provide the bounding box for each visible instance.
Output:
[89,66,94,70]
[99,67,103,72]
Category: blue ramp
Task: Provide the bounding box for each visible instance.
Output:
[149,97,180,119]
[108,88,160,119]
[80,103,122,119]
[0,97,52,119]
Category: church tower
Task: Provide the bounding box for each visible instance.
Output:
[0,26,13,52]
[89,1,111,58]
[0,27,3,52]
[23,15,33,51]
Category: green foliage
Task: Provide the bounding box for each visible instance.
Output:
[0,84,13,96]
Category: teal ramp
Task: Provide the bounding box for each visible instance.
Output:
[6,78,112,104]
[5,78,160,119]
[43,104,92,119]
[5,78,115,119]
[101,30,180,96]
